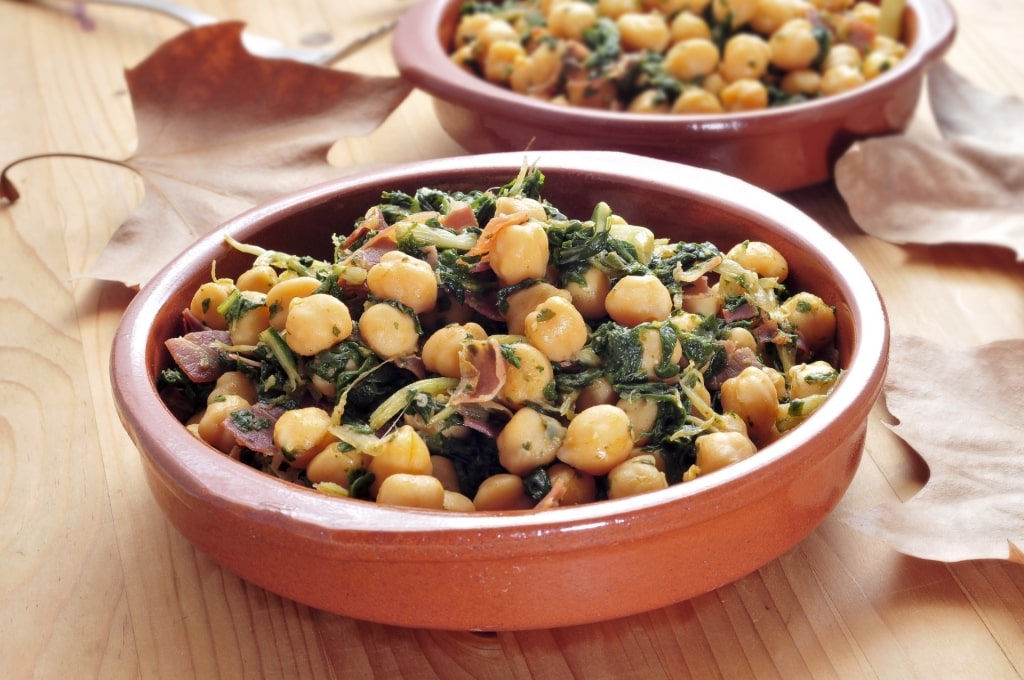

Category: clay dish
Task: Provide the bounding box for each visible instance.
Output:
[392,0,956,193]
[110,152,888,630]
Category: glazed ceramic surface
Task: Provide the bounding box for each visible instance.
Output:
[110,152,889,630]
[392,0,956,193]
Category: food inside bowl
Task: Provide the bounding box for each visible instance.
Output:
[159,164,841,512]
[450,0,907,113]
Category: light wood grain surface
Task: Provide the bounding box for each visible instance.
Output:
[2,0,1023,677]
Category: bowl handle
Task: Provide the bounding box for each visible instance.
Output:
[911,0,958,65]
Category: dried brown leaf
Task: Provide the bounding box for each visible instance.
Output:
[84,22,412,288]
[835,62,1024,259]
[928,61,1024,145]
[845,334,1024,563]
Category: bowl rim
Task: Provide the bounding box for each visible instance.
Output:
[111,151,888,554]
[392,0,958,133]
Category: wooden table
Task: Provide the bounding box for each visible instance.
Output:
[3,0,1023,677]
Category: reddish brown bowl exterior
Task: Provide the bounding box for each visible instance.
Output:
[111,152,888,630]
[392,0,955,193]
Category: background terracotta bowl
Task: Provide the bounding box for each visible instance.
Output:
[111,151,888,631]
[392,0,956,193]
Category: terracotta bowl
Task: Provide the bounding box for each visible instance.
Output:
[110,152,888,631]
[392,0,956,193]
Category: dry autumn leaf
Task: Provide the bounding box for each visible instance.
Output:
[845,334,1024,564]
[3,22,412,288]
[835,62,1024,259]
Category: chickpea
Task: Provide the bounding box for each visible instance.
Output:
[422,322,487,378]
[872,35,907,59]
[617,12,671,53]
[643,0,710,13]
[306,443,368,487]
[358,302,420,360]
[236,264,278,294]
[780,69,822,97]
[669,11,712,42]
[663,39,721,82]
[820,63,866,95]
[702,72,727,97]
[605,274,673,326]
[724,326,757,353]
[472,19,520,57]
[566,266,611,320]
[494,195,548,222]
[547,463,598,505]
[695,430,757,473]
[504,282,571,335]
[197,394,249,453]
[607,454,668,499]
[669,311,704,333]
[627,89,671,114]
[548,1,598,41]
[443,491,477,512]
[782,291,836,352]
[507,56,532,94]
[810,0,853,11]
[788,360,840,399]
[608,221,656,264]
[636,324,683,381]
[556,404,634,475]
[377,473,446,510]
[497,407,566,475]
[366,250,438,314]
[726,240,789,281]
[265,276,321,331]
[509,55,534,96]
[207,370,258,405]
[716,411,749,436]
[190,278,234,330]
[764,366,788,400]
[849,2,880,26]
[490,220,551,286]
[599,0,643,19]
[712,0,759,30]
[510,43,562,95]
[750,0,812,34]
[224,290,269,346]
[524,295,589,362]
[720,78,769,111]
[454,13,493,48]
[484,39,527,85]
[862,50,900,80]
[368,425,433,495]
[822,43,862,71]
[273,407,335,469]
[284,293,353,356]
[720,33,771,82]
[575,376,618,411]
[500,342,556,407]
[720,366,779,446]
[616,396,659,445]
[429,454,461,492]
[769,19,821,72]
[473,473,535,511]
[565,72,619,109]
[541,0,573,14]
[672,87,723,113]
